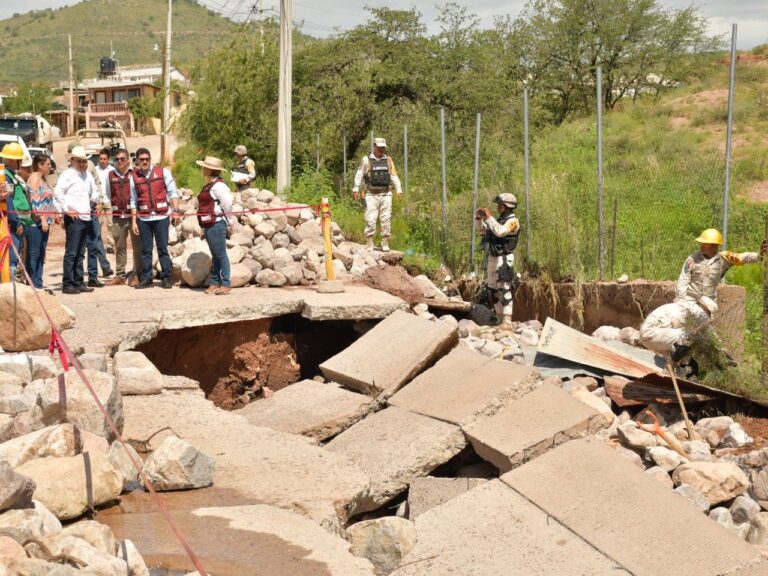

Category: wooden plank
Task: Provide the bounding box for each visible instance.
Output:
[604,375,712,408]
[424,299,471,313]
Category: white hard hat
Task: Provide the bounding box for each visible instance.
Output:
[698,296,718,316]
[373,137,387,148]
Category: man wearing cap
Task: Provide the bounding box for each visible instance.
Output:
[476,193,521,326]
[129,147,180,289]
[1,143,31,281]
[53,146,103,294]
[352,137,403,252]
[675,228,766,304]
[640,296,718,375]
[233,145,256,192]
[104,148,142,286]
[196,155,233,295]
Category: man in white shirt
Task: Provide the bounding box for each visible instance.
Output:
[53,146,104,294]
[129,147,180,289]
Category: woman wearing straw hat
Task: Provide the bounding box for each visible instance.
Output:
[195,155,233,295]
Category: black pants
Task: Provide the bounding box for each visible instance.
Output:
[63,216,88,289]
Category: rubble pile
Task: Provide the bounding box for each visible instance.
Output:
[0,351,213,574]
[166,188,393,288]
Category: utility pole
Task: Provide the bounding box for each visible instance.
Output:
[68,34,74,136]
[161,0,172,165]
[276,0,292,196]
[259,0,265,57]
[723,23,737,250]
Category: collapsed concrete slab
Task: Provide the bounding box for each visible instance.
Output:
[728,563,768,575]
[464,383,610,472]
[236,380,371,442]
[407,477,486,519]
[326,406,466,515]
[501,438,760,576]
[320,310,457,397]
[388,346,540,427]
[392,480,628,576]
[120,392,370,530]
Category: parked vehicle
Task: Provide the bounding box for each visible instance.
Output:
[0,114,54,149]
[74,127,128,160]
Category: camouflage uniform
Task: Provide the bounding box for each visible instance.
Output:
[639,300,712,354]
[353,153,403,242]
[479,212,520,322]
[675,250,759,303]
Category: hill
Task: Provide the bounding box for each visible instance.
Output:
[0,0,237,85]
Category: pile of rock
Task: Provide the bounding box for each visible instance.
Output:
[0,351,214,573]
[166,188,388,288]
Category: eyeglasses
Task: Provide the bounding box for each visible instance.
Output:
[116,157,128,162]
[73,158,87,164]
[137,157,150,162]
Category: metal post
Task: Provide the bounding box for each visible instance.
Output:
[440,107,448,258]
[403,124,408,196]
[276,0,293,196]
[610,198,618,279]
[68,34,74,136]
[524,88,531,259]
[596,65,605,280]
[161,0,172,165]
[763,215,768,385]
[723,23,737,251]
[316,132,320,172]
[471,113,481,273]
[370,130,374,153]
[342,129,347,194]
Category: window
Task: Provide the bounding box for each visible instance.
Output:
[113,90,127,102]
[127,88,141,100]
[95,92,107,104]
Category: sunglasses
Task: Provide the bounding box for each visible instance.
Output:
[138,157,151,162]
[116,157,128,162]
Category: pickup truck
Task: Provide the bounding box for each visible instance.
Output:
[0,114,54,150]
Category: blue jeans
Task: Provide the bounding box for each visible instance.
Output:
[86,215,111,279]
[63,216,88,288]
[9,230,21,273]
[138,218,171,281]
[204,219,230,287]
[24,225,49,288]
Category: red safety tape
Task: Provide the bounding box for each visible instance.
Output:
[6,203,323,219]
[0,235,9,271]
[3,227,210,576]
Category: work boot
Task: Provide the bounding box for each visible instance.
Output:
[127,275,140,287]
[205,284,219,295]
[215,286,232,296]
[366,237,374,251]
[87,278,105,288]
[76,284,95,293]
[135,279,154,289]
[105,276,125,286]
[381,238,390,252]
[161,278,173,289]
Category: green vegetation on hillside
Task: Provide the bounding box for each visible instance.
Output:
[0,0,236,84]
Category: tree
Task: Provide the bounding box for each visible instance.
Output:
[3,82,53,115]
[512,0,721,122]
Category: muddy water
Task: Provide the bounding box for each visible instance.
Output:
[96,488,333,576]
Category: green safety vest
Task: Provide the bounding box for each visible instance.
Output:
[6,168,32,227]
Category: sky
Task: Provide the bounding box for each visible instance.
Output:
[2,0,766,49]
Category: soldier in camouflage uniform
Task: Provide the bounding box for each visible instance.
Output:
[477,193,521,326]
[352,137,402,252]
[675,228,765,304]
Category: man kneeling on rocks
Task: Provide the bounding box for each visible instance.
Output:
[639,296,718,377]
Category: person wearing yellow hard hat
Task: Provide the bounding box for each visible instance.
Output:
[675,228,766,304]
[1,142,32,282]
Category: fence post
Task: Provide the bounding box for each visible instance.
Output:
[403,124,408,196]
[440,107,448,260]
[763,214,768,386]
[342,129,347,196]
[471,113,481,274]
[597,65,605,280]
[316,132,320,172]
[723,23,738,250]
[524,88,531,261]
[610,198,618,280]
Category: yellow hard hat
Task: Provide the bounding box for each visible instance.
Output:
[695,228,723,245]
[0,142,24,160]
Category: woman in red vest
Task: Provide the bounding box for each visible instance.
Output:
[195,156,233,295]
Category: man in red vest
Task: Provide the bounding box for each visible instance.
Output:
[105,149,142,286]
[129,148,180,289]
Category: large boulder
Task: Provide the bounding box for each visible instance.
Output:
[181,251,212,288]
[60,520,117,556]
[16,451,122,520]
[297,219,323,240]
[37,370,123,442]
[250,237,275,269]
[0,461,35,513]
[672,461,749,505]
[108,441,141,490]
[0,284,75,352]
[29,356,57,381]
[181,212,204,239]
[117,538,150,576]
[255,269,287,287]
[230,263,253,288]
[142,437,214,491]
[0,500,61,544]
[0,424,78,468]
[113,351,164,396]
[0,354,32,382]
[28,534,128,574]
[226,245,248,265]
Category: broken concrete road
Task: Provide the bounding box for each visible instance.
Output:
[407,477,486,519]
[120,391,370,531]
[502,438,760,576]
[392,480,628,576]
[235,380,372,442]
[465,382,611,472]
[320,310,457,397]
[389,346,539,427]
[326,406,466,515]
